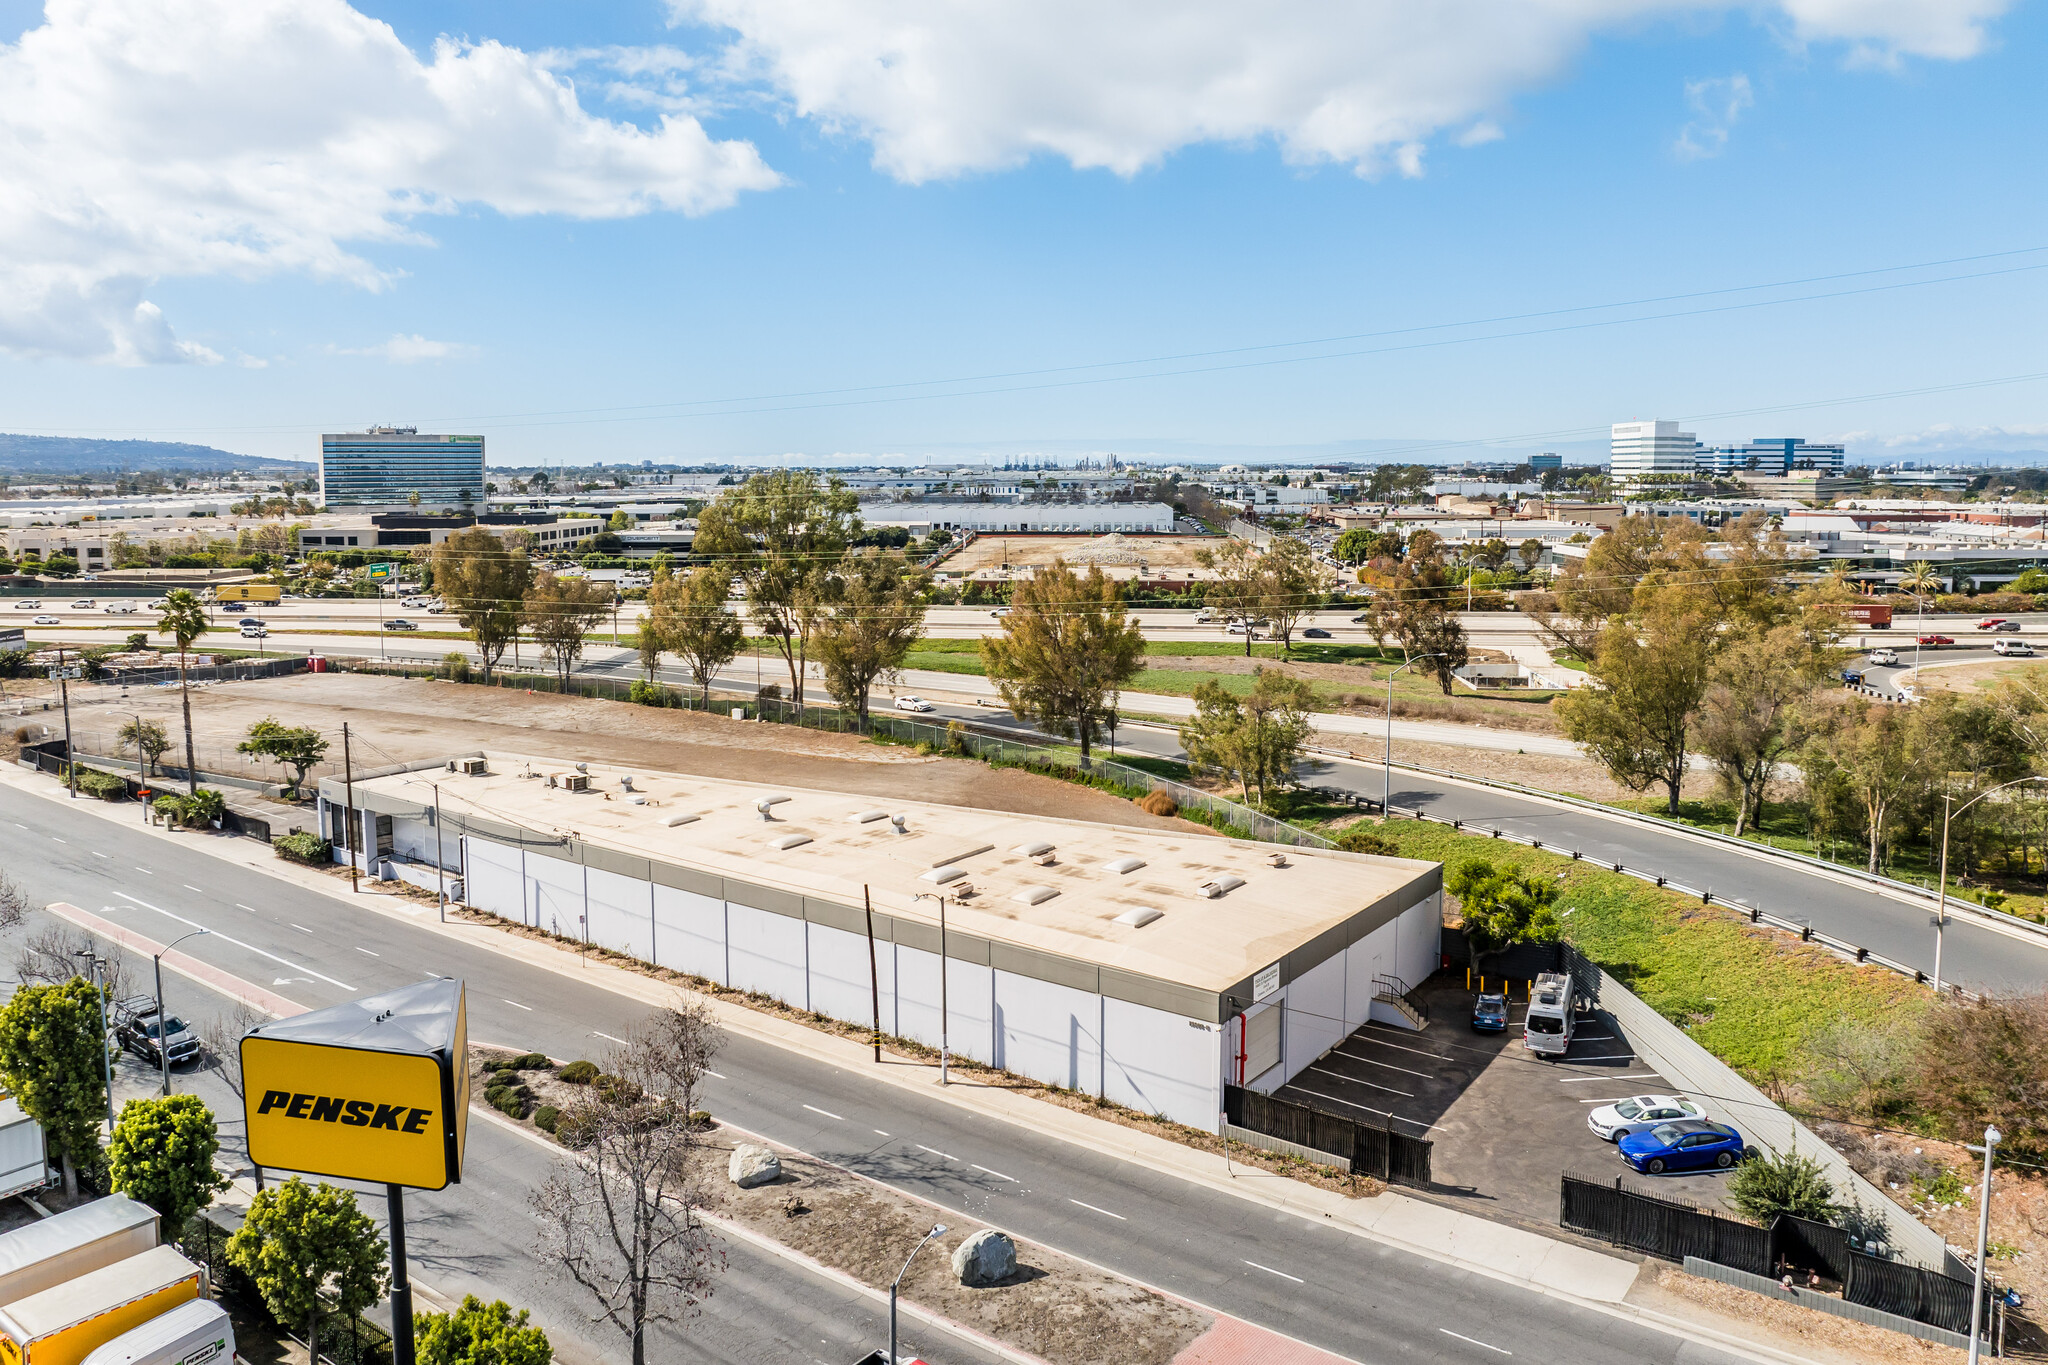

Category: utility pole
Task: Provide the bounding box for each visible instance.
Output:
[132,712,148,820]
[1968,1125,2001,1365]
[341,722,358,893]
[432,782,446,923]
[54,647,77,799]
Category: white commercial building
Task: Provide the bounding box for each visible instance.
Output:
[1610,421,1700,482]
[319,758,1442,1133]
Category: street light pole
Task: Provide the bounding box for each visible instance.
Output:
[889,1223,947,1365]
[1968,1125,2001,1365]
[73,951,115,1131]
[1384,654,1444,813]
[1934,776,2045,993]
[151,929,209,1095]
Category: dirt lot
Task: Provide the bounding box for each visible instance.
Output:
[1912,658,2047,693]
[39,673,1208,831]
[944,533,1214,574]
[1316,735,1723,804]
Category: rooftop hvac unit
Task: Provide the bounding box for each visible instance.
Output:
[454,757,486,776]
[560,773,589,793]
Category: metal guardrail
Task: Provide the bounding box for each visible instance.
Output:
[1316,745,2048,949]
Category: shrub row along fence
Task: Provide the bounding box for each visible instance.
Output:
[179,1212,393,1365]
[1225,1084,1432,1186]
[17,738,276,841]
[1559,1173,1991,1339]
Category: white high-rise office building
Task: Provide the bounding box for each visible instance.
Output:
[1609,421,1699,482]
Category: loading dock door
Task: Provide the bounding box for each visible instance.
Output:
[1242,1004,1281,1084]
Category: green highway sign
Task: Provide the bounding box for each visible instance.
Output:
[366,563,396,580]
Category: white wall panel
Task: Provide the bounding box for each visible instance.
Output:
[1342,940,1376,1034]
[462,838,522,921]
[1103,997,1222,1131]
[892,945,941,1048]
[808,923,884,1027]
[995,971,1101,1091]
[1242,998,1285,1092]
[1283,954,1347,1082]
[726,905,807,1007]
[1397,893,1441,992]
[527,851,584,935]
[653,885,725,984]
[946,959,995,1066]
[585,867,654,962]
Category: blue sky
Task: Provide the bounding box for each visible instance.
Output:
[0,0,2044,467]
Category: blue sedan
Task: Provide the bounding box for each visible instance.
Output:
[1471,993,1509,1032]
[1618,1120,1746,1174]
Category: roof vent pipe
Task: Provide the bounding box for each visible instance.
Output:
[757,795,792,821]
[891,814,909,835]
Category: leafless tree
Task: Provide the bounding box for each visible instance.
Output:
[12,925,129,1000]
[531,1005,726,1365]
[199,998,271,1104]
[0,872,27,931]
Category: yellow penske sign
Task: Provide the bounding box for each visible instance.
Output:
[241,977,467,1190]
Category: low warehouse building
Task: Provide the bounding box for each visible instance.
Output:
[318,757,1442,1132]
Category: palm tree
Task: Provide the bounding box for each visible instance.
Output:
[157,589,208,795]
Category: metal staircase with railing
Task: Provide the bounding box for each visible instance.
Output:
[1371,973,1429,1030]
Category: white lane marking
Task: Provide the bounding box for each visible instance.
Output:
[183,884,204,893]
[112,891,354,990]
[1070,1198,1126,1220]
[874,1129,891,1138]
[1282,1086,1448,1132]
[501,999,534,1011]
[1558,1073,1658,1083]
[971,1164,1017,1182]
[591,1031,628,1045]
[704,1068,726,1079]
[235,904,257,913]
[915,1143,958,1162]
[355,947,380,957]
[48,837,66,845]
[1441,1329,1511,1355]
[91,851,109,860]
[803,1104,845,1121]
[289,923,311,933]
[134,865,151,873]
[1244,1260,1304,1284]
[1330,1048,1433,1079]
[1309,1065,1412,1097]
[10,824,24,830]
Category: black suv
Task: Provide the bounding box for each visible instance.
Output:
[112,996,201,1068]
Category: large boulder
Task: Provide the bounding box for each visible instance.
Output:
[728,1144,782,1188]
[951,1228,1017,1287]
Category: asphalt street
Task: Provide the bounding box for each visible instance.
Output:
[0,777,1761,1365]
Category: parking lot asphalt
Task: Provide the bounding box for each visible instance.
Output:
[1275,973,1744,1229]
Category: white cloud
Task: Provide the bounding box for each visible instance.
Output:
[1835,423,2048,453]
[1675,73,1754,160]
[674,0,2008,183]
[338,334,479,364]
[0,0,781,365]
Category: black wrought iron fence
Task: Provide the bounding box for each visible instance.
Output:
[1225,1083,1433,1186]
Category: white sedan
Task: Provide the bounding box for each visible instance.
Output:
[31,615,58,625]
[894,695,935,713]
[1588,1094,1706,1142]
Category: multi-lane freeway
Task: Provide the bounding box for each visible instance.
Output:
[1,773,1766,1365]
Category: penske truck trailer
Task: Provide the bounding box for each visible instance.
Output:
[0,1198,156,1309]
[0,1246,203,1365]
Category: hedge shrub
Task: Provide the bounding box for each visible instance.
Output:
[71,768,128,802]
[557,1059,598,1084]
[274,832,331,865]
[532,1105,560,1134]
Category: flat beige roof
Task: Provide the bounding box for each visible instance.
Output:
[358,754,1436,993]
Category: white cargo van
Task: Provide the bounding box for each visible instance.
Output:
[1522,971,1575,1059]
[79,1298,232,1365]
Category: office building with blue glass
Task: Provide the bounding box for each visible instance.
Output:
[320,428,485,508]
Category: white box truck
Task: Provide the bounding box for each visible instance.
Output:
[0,1197,158,1308]
[0,1245,204,1365]
[79,1299,232,1365]
[0,1102,48,1204]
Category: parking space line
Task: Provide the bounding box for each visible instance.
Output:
[1352,1033,1461,1062]
[1283,1086,1447,1132]
[1564,1052,1638,1061]
[1558,1073,1657,1083]
[1330,1048,1433,1079]
[1309,1065,1411,1097]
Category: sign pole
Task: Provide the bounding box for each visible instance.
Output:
[342,722,359,893]
[56,649,76,799]
[387,1184,416,1365]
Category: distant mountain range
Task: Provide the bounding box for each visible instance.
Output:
[0,433,312,475]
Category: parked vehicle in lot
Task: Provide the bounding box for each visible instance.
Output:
[1867,647,1899,665]
[385,618,418,631]
[1587,1094,1705,1142]
[1618,1119,1746,1174]
[1994,638,2036,657]
[894,695,934,712]
[111,997,200,1068]
[1470,993,1508,1032]
[1522,971,1575,1058]
[1917,634,1955,646]
[1302,627,1331,638]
